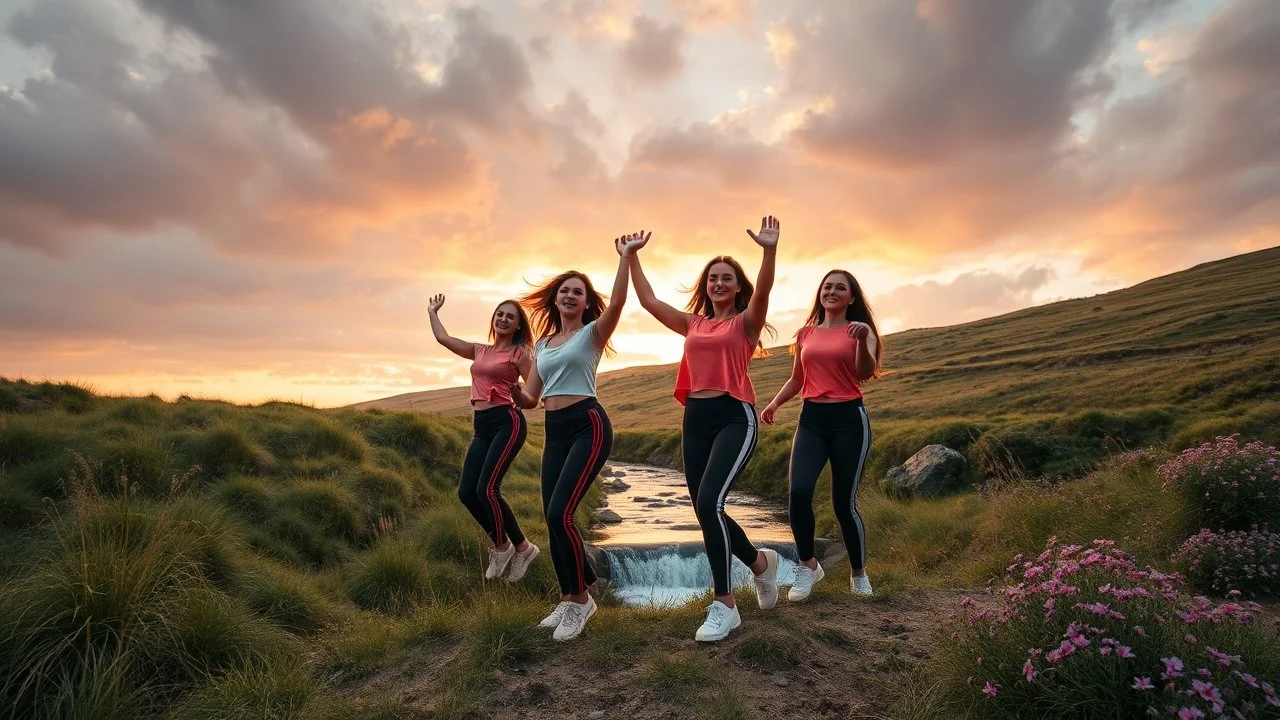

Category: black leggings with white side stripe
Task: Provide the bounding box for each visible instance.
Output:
[788,399,871,570]
[682,395,761,596]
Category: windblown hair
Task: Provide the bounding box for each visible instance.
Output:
[520,271,614,355]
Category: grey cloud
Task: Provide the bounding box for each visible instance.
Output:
[784,0,1116,166]
[620,15,685,84]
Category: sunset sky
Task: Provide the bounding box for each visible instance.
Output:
[1,0,1276,407]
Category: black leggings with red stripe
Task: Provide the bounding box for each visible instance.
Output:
[458,405,528,547]
[542,398,613,595]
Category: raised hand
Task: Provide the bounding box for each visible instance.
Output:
[846,322,871,341]
[615,230,651,257]
[746,215,780,248]
[428,293,446,314]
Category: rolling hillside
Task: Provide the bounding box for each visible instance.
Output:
[353,246,1280,431]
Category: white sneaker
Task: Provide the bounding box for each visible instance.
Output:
[753,548,780,609]
[485,541,515,580]
[505,543,540,582]
[788,561,825,602]
[695,600,742,642]
[553,596,596,642]
[539,601,570,628]
[851,573,873,596]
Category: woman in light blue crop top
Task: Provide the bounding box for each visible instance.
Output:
[510,230,649,642]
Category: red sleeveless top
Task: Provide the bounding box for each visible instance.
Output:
[797,325,863,401]
[674,313,756,406]
[470,345,522,405]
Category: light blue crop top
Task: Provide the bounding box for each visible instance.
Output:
[535,322,602,398]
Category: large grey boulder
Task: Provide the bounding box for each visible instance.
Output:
[885,445,968,498]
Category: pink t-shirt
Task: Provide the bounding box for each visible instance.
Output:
[470,345,523,405]
[797,326,863,401]
[674,313,756,406]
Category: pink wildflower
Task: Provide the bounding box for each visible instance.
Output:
[983,681,999,698]
[1131,676,1154,691]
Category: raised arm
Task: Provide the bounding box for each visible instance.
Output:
[629,247,691,336]
[762,339,805,425]
[427,294,476,360]
[593,231,648,349]
[743,216,779,345]
[511,361,542,410]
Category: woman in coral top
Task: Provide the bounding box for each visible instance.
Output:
[629,216,782,642]
[428,295,541,584]
[761,269,883,599]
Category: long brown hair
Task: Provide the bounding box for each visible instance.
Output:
[519,271,614,355]
[685,256,776,348]
[487,300,533,354]
[797,269,883,376]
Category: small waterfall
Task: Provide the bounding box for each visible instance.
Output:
[602,542,801,607]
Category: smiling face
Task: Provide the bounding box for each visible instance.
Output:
[555,276,588,320]
[491,302,521,339]
[705,262,741,308]
[819,272,853,317]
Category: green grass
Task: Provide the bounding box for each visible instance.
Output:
[2,248,1279,718]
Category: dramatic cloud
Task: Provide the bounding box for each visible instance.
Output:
[619,15,686,84]
[0,0,1274,405]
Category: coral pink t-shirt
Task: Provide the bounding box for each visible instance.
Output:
[674,314,756,406]
[797,325,863,401]
[470,345,523,405]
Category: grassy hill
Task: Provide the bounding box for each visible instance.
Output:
[2,246,1278,718]
[360,246,1280,430]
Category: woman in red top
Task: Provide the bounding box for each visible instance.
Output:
[629,216,783,643]
[428,295,541,584]
[761,270,883,599]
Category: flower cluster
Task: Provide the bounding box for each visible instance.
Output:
[1174,526,1280,596]
[945,538,1278,718]
[1158,435,1280,531]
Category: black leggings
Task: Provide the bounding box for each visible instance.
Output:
[788,399,871,570]
[542,399,613,595]
[458,405,528,547]
[683,395,760,596]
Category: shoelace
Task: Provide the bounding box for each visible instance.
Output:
[563,604,583,625]
[794,567,812,586]
[705,604,727,629]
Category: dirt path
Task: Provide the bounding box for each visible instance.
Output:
[354,587,971,720]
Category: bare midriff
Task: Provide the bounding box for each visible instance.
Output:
[543,394,592,412]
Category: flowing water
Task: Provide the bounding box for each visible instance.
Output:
[594,462,803,606]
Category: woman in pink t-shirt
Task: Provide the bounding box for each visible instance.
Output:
[628,215,783,643]
[427,296,541,584]
[761,269,883,600]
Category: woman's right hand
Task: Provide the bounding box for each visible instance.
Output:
[616,231,651,257]
[428,293,445,314]
[761,401,779,425]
